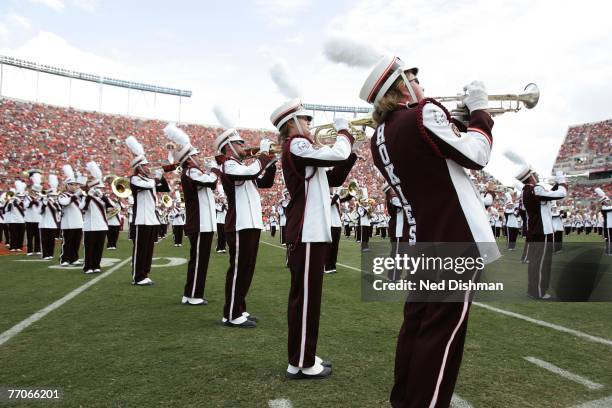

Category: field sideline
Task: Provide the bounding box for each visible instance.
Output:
[0,232,610,407]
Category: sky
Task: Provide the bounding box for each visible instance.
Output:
[0,0,611,185]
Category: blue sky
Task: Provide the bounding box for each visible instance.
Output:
[0,0,611,184]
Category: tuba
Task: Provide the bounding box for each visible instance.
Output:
[111,177,132,198]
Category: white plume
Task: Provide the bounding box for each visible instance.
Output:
[48,174,59,190]
[125,136,145,156]
[30,173,42,186]
[163,123,191,147]
[503,150,527,166]
[323,36,382,68]
[270,60,301,98]
[15,180,26,194]
[595,187,606,198]
[86,161,103,180]
[213,105,237,129]
[62,164,75,180]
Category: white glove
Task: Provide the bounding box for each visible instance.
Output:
[333,117,350,132]
[154,169,164,179]
[462,81,488,112]
[555,171,567,184]
[259,138,272,154]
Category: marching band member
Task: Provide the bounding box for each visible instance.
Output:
[215,197,227,253]
[24,172,43,255]
[504,192,520,250]
[595,188,611,255]
[169,200,186,247]
[357,199,371,251]
[324,188,352,274]
[596,212,604,236]
[378,210,388,239]
[481,182,495,209]
[361,55,499,407]
[341,209,351,237]
[0,195,6,247]
[126,136,171,286]
[551,203,564,253]
[6,182,26,251]
[517,164,568,299]
[563,210,572,235]
[165,123,217,305]
[106,199,123,250]
[81,162,112,274]
[213,126,277,327]
[584,213,593,235]
[278,190,289,246]
[269,212,278,237]
[58,165,84,266]
[384,183,416,281]
[271,98,357,379]
[39,175,60,259]
[575,213,584,234]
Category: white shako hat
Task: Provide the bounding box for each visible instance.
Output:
[86,161,103,188]
[515,164,535,182]
[15,180,26,196]
[125,136,148,169]
[214,128,244,154]
[359,55,418,106]
[62,164,77,185]
[164,123,198,164]
[270,98,313,131]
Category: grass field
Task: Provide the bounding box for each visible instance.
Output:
[0,231,611,407]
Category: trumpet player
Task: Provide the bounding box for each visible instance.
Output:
[58,165,84,266]
[325,187,352,274]
[357,199,372,252]
[213,127,277,327]
[24,172,43,256]
[125,136,171,286]
[165,123,217,305]
[80,162,113,274]
[361,55,500,407]
[271,99,358,379]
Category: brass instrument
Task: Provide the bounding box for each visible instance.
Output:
[160,194,173,208]
[244,144,282,157]
[5,191,16,200]
[106,207,121,219]
[111,177,132,198]
[107,136,120,146]
[340,180,360,198]
[432,83,540,118]
[311,116,375,147]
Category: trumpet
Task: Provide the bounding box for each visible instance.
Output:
[432,83,540,118]
[243,144,282,158]
[311,116,376,147]
[111,177,132,199]
[340,180,361,198]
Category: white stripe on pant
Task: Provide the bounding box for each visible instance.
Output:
[229,231,239,321]
[298,243,311,367]
[191,233,201,298]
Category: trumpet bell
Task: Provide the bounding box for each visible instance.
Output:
[520,83,540,109]
[161,194,173,208]
[111,177,132,198]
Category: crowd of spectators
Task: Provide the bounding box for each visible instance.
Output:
[1,98,610,214]
[555,120,611,170]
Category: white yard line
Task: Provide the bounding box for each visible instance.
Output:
[268,398,293,408]
[260,239,612,348]
[451,394,475,408]
[571,395,612,408]
[524,357,603,391]
[0,257,131,347]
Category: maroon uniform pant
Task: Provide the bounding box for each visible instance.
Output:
[107,226,120,248]
[527,233,553,298]
[287,241,328,368]
[185,231,213,298]
[40,228,57,258]
[26,222,41,253]
[391,301,472,408]
[131,225,156,283]
[325,227,341,271]
[60,228,81,264]
[83,230,106,271]
[223,229,261,321]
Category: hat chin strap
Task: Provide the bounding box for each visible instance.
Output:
[293,116,304,135]
[400,71,418,105]
[227,141,240,158]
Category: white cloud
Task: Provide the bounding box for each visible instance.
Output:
[70,0,97,12]
[255,0,310,27]
[29,0,65,11]
[7,14,32,31]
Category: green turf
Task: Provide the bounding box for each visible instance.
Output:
[0,232,610,407]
